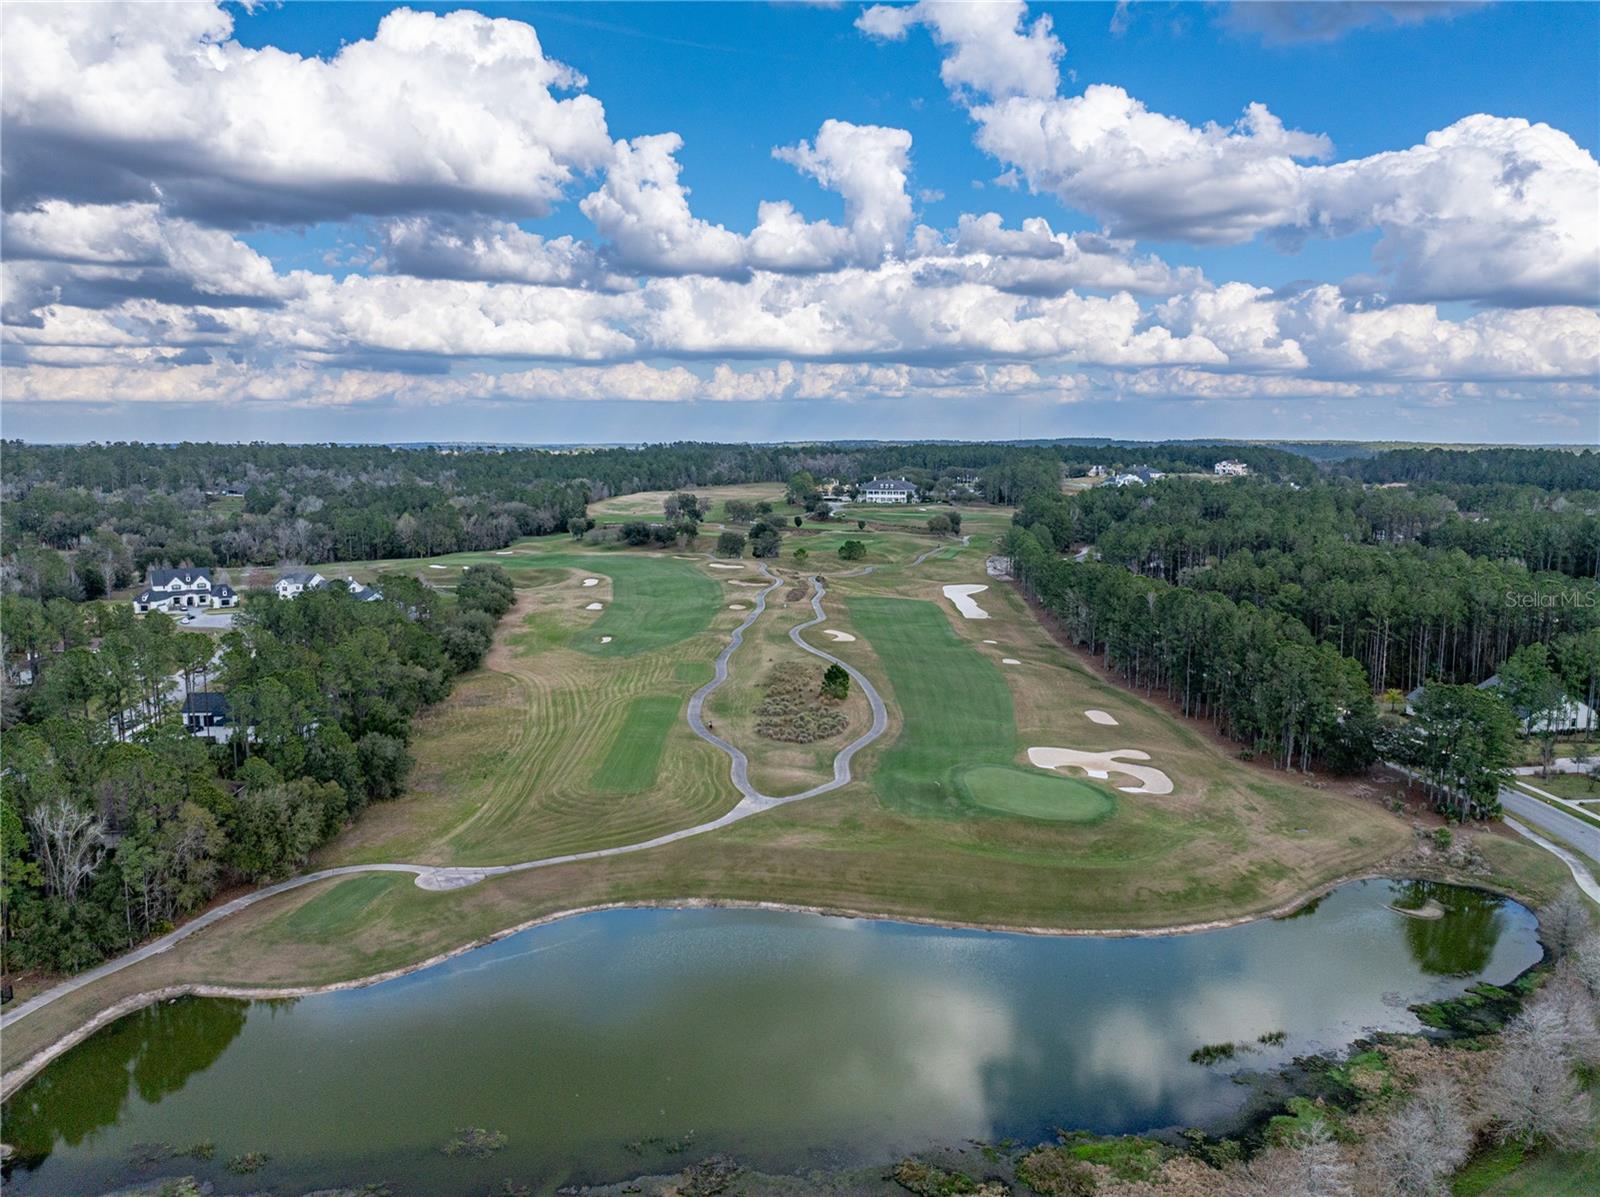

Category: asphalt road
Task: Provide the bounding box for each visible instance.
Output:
[1501,785,1600,864]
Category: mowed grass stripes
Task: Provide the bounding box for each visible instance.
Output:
[592,694,682,794]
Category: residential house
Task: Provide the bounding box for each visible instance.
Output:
[273,570,327,600]
[134,568,238,614]
[181,691,231,739]
[860,477,918,504]
[343,578,383,602]
[1404,676,1598,734]
[1111,468,1165,487]
[1214,459,1250,476]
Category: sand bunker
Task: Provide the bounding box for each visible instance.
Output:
[729,603,746,610]
[1027,747,1173,796]
[822,629,856,642]
[600,636,613,644]
[1084,710,1119,726]
[942,584,990,619]
[1002,658,1021,665]
[729,580,765,587]
[982,639,998,645]
[494,551,513,556]
[585,602,604,611]
[428,564,447,570]
[582,577,600,587]
[709,562,742,570]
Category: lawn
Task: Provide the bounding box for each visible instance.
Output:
[1515,772,1600,802]
[592,694,682,793]
[530,551,722,657]
[276,874,405,941]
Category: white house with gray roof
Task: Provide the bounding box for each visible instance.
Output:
[860,477,917,503]
[134,568,237,614]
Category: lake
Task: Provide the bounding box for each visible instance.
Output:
[1,879,1542,1195]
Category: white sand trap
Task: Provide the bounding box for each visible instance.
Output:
[600,636,613,644]
[1002,658,1021,665]
[729,603,746,610]
[822,629,856,642]
[1027,747,1174,796]
[582,577,600,587]
[942,584,991,619]
[729,580,766,587]
[982,639,998,645]
[428,564,447,570]
[494,551,513,556]
[1084,710,1119,726]
[585,602,604,611]
[709,562,742,570]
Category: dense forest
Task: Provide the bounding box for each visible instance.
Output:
[0,439,1309,600]
[0,565,516,974]
[1008,447,1600,815]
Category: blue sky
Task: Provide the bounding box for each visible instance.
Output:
[3,1,1596,444]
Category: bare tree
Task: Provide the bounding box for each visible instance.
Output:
[26,796,107,903]
[1539,971,1600,1067]
[1539,887,1595,959]
[1573,932,1600,1000]
[1234,1119,1354,1197]
[1481,998,1595,1149]
[1365,1079,1470,1197]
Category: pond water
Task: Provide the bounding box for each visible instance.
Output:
[2,879,1541,1195]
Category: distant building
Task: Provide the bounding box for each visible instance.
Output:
[343,578,383,602]
[134,568,238,614]
[1112,467,1164,487]
[860,477,917,504]
[1086,465,1109,478]
[1214,459,1250,476]
[1405,676,1598,734]
[273,570,327,600]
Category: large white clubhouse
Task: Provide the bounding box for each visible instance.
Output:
[134,568,238,614]
[859,477,918,503]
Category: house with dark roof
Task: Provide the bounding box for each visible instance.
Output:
[134,568,237,614]
[181,691,230,734]
[273,570,327,600]
[343,578,383,603]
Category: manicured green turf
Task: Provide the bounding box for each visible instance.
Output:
[277,874,403,940]
[956,765,1116,823]
[526,552,721,657]
[591,694,682,794]
[849,596,1099,820]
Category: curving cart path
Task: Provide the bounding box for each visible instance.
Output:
[1,543,970,1030]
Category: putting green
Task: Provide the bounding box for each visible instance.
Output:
[591,694,682,793]
[956,765,1116,823]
